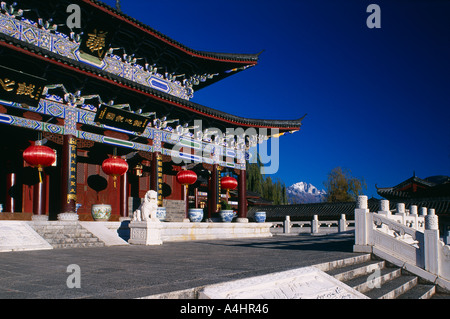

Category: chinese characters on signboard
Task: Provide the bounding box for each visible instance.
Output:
[0,65,46,107]
[94,105,150,134]
[67,137,77,203]
[80,27,112,59]
[156,153,163,206]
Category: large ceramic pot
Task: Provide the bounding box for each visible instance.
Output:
[188,208,203,222]
[156,207,166,222]
[254,211,266,223]
[220,210,236,223]
[91,204,112,221]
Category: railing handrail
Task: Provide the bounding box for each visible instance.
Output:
[372,213,419,240]
[354,195,450,289]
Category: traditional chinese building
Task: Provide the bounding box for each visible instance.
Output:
[376,174,450,235]
[0,0,303,222]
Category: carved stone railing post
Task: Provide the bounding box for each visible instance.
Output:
[396,203,406,225]
[283,215,291,234]
[420,207,427,216]
[424,208,439,275]
[409,205,419,230]
[354,195,372,253]
[338,214,347,233]
[379,199,390,216]
[311,215,319,234]
[410,205,418,216]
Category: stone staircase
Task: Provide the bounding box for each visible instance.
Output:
[323,254,450,299]
[29,221,105,249]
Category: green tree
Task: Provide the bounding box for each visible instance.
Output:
[246,162,288,205]
[323,167,366,202]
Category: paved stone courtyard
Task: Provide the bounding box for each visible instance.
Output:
[0,233,360,299]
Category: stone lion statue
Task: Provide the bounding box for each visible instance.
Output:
[132,190,158,221]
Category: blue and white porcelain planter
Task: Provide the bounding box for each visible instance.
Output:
[220,210,236,223]
[188,208,203,222]
[91,204,112,221]
[254,211,266,223]
[156,207,166,222]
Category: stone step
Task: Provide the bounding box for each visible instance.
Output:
[29,222,105,249]
[397,284,436,299]
[363,275,418,299]
[430,291,450,299]
[45,237,101,244]
[345,267,402,293]
[326,260,385,282]
[51,242,105,249]
[323,254,450,299]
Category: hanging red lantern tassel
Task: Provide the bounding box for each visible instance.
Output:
[23,145,56,183]
[102,156,129,188]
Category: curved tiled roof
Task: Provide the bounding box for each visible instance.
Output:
[84,0,261,64]
[0,33,303,131]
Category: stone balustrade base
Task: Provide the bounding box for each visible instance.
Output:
[129,221,273,245]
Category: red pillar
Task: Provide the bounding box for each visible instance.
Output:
[183,184,189,219]
[238,169,247,220]
[208,164,219,218]
[33,173,46,217]
[150,152,163,206]
[60,135,77,214]
[5,173,15,212]
[120,172,129,218]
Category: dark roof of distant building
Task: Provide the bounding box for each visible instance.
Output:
[377,174,450,200]
[248,197,450,221]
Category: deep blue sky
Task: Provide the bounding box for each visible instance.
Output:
[101,0,450,198]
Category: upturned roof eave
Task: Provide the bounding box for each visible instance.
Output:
[83,0,261,65]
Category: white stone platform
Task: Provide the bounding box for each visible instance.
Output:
[0,221,53,252]
[199,266,368,299]
[129,221,273,245]
[161,222,273,242]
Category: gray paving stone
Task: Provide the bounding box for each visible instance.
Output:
[0,233,360,299]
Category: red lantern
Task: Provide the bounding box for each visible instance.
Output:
[221,176,238,201]
[221,176,238,191]
[176,170,197,218]
[23,145,56,183]
[102,156,128,188]
[176,170,197,186]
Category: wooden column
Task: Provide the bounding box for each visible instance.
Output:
[60,135,77,214]
[5,173,15,212]
[183,184,189,219]
[208,164,219,218]
[238,169,248,221]
[120,172,129,218]
[150,152,163,206]
[195,188,199,208]
[33,173,46,217]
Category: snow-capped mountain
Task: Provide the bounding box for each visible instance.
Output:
[286,182,326,204]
